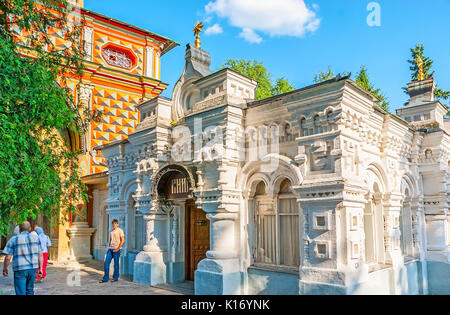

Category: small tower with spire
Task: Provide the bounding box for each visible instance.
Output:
[397,73,447,129]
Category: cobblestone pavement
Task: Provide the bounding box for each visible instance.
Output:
[0,255,184,295]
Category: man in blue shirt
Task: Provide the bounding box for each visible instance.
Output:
[2,222,43,295]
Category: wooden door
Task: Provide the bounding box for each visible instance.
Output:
[185,201,210,281]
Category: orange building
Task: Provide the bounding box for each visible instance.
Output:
[23,0,178,263]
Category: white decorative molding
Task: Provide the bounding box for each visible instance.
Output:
[145,46,154,78]
[83,27,94,61]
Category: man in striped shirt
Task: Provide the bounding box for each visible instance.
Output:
[2,222,44,295]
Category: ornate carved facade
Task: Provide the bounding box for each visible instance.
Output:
[99,43,450,294]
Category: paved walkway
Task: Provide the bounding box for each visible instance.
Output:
[0,255,184,295]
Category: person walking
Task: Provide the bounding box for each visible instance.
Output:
[2,222,43,295]
[30,224,39,237]
[100,219,124,283]
[35,227,51,281]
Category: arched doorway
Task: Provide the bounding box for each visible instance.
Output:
[153,165,210,282]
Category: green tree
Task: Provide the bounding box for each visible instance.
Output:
[222,59,295,100]
[313,66,335,83]
[273,77,295,96]
[0,0,87,235]
[355,65,390,111]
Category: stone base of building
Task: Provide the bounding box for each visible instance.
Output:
[133,252,167,286]
[167,261,185,283]
[194,259,242,295]
[121,252,138,276]
[299,260,430,295]
[247,268,299,295]
[427,260,450,295]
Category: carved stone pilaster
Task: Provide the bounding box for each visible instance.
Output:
[145,46,154,78]
[83,27,94,61]
[77,83,94,108]
[206,212,239,259]
[383,193,404,266]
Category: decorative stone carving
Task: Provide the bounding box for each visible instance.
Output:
[309,140,331,171]
[83,27,94,61]
[193,93,226,112]
[77,84,93,104]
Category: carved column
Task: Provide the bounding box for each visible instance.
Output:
[82,27,94,61]
[411,196,426,259]
[77,83,94,162]
[195,208,241,295]
[206,212,238,259]
[142,201,168,254]
[133,164,170,286]
[383,193,404,267]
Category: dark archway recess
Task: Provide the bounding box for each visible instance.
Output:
[153,164,197,201]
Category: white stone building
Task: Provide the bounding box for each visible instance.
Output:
[98,43,450,295]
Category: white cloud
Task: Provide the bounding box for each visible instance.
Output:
[239,28,262,44]
[205,0,320,43]
[205,23,224,35]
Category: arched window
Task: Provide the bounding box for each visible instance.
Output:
[400,182,417,258]
[326,110,334,132]
[313,115,321,134]
[300,117,307,137]
[251,179,300,268]
[253,182,276,264]
[326,110,333,122]
[277,179,300,266]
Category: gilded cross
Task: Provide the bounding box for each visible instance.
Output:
[193,21,204,48]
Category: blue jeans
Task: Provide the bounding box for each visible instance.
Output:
[103,249,121,282]
[14,269,37,295]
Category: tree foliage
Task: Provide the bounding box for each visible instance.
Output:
[355,65,390,111]
[0,0,88,236]
[313,66,335,83]
[273,78,295,96]
[222,59,295,100]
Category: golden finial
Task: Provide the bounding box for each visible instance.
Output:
[193,21,204,48]
[417,55,425,81]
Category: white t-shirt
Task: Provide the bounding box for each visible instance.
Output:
[109,228,124,250]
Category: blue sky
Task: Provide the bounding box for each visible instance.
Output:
[84,0,450,112]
